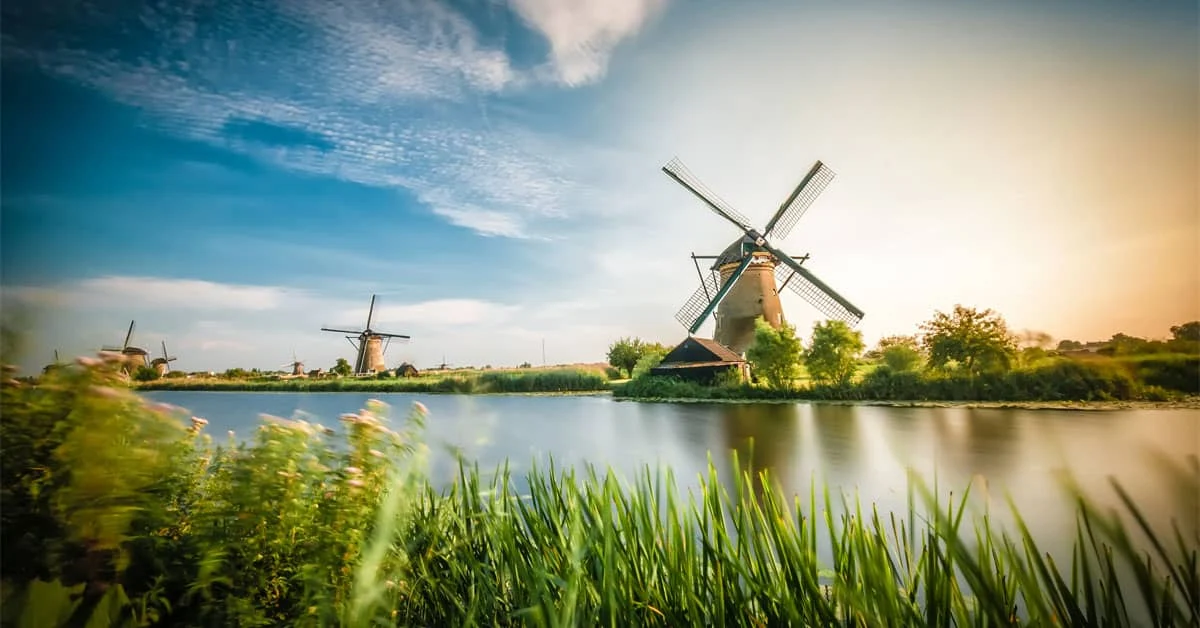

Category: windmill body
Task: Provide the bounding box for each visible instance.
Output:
[321,295,411,375]
[151,340,178,376]
[664,157,864,356]
[101,320,150,374]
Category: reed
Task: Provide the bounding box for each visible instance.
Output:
[2,360,1196,627]
[136,368,610,394]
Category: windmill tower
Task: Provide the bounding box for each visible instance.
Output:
[320,294,411,375]
[280,351,306,377]
[101,320,150,374]
[150,341,177,376]
[663,157,864,355]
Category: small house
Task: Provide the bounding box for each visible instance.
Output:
[396,362,419,378]
[650,337,749,385]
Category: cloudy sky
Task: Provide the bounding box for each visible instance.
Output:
[2,0,1196,374]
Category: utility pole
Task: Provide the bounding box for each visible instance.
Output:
[541,338,546,367]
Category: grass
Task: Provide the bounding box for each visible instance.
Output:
[137,367,611,394]
[3,357,1198,626]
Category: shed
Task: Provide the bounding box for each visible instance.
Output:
[650,336,749,385]
[396,362,420,378]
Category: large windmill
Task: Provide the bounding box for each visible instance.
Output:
[663,157,864,355]
[320,294,411,375]
[150,341,177,376]
[101,320,150,374]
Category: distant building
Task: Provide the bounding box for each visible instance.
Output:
[650,337,748,385]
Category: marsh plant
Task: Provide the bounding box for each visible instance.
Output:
[2,357,1197,627]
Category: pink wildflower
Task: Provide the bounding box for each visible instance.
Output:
[412,401,428,415]
[76,356,102,367]
[344,466,362,475]
[347,478,365,488]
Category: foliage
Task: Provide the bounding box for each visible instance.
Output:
[1115,354,1200,394]
[630,344,670,379]
[131,365,160,382]
[2,361,1198,627]
[603,366,623,380]
[867,334,920,359]
[606,337,671,378]
[881,344,924,372]
[745,317,803,390]
[919,305,1018,375]
[332,358,353,377]
[1170,320,1200,342]
[803,320,865,386]
[163,370,187,379]
[137,368,611,394]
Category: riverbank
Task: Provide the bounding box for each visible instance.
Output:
[4,366,1196,627]
[616,394,1200,410]
[137,367,611,394]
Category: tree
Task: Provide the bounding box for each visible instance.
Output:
[866,334,918,359]
[331,358,352,377]
[1170,321,1200,342]
[606,338,670,378]
[804,320,865,386]
[132,366,160,382]
[881,343,923,372]
[919,305,1018,375]
[631,344,670,379]
[1015,329,1054,350]
[1056,339,1084,351]
[746,316,803,389]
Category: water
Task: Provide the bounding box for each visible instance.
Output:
[144,391,1199,544]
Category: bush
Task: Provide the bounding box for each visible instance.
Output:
[1119,354,1200,394]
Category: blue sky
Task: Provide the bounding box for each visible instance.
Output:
[2,0,1196,374]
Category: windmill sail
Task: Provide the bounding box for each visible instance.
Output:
[763,161,836,241]
[675,272,722,331]
[662,158,756,232]
[773,263,863,325]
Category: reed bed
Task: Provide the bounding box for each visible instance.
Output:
[2,359,1197,627]
[137,368,610,394]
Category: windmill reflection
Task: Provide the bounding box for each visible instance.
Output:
[713,404,801,501]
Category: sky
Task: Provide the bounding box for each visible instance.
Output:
[1,0,1197,374]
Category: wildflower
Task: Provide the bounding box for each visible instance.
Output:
[412,401,428,415]
[347,478,365,488]
[76,356,102,367]
[99,351,126,363]
[149,402,179,414]
[385,580,396,590]
[89,385,122,399]
[228,430,236,439]
[344,466,362,475]
[369,449,384,458]
[191,416,209,427]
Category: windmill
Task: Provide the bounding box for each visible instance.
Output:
[101,320,150,374]
[320,294,411,375]
[280,351,306,377]
[42,350,63,375]
[150,341,178,376]
[663,157,864,355]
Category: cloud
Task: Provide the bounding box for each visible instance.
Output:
[1,0,630,240]
[6,276,300,311]
[510,0,670,85]
[334,298,522,328]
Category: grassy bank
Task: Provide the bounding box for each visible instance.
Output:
[616,355,1199,404]
[137,367,611,394]
[2,360,1197,627]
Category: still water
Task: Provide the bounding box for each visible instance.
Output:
[144,391,1199,549]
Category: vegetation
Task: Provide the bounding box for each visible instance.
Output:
[606,337,670,378]
[615,308,1200,402]
[137,367,611,394]
[803,320,865,387]
[2,359,1196,626]
[745,317,803,389]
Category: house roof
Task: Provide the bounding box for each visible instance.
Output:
[660,336,745,365]
[652,360,742,370]
[688,337,744,362]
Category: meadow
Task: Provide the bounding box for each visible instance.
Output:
[137,366,612,395]
[2,358,1197,627]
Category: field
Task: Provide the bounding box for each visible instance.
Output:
[138,363,613,394]
[2,362,1196,627]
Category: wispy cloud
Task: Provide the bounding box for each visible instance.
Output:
[6,276,301,311]
[2,0,661,239]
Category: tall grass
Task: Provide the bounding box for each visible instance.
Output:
[137,368,610,394]
[2,358,1197,626]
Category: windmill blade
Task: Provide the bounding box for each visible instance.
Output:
[771,256,864,325]
[161,340,169,360]
[365,294,377,330]
[124,320,136,348]
[675,272,722,331]
[676,254,756,333]
[662,157,756,233]
[763,161,836,241]
[321,327,363,335]
[373,332,411,339]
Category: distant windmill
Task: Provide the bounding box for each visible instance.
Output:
[42,350,62,375]
[663,157,864,355]
[320,294,411,375]
[101,320,150,374]
[150,341,177,376]
[280,351,306,377]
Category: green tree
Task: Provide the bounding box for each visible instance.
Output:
[331,358,353,377]
[746,316,803,390]
[1170,321,1200,342]
[132,365,160,382]
[606,338,670,378]
[631,345,670,379]
[866,334,918,359]
[919,305,1018,375]
[1056,339,1084,351]
[804,320,866,386]
[881,343,923,372]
